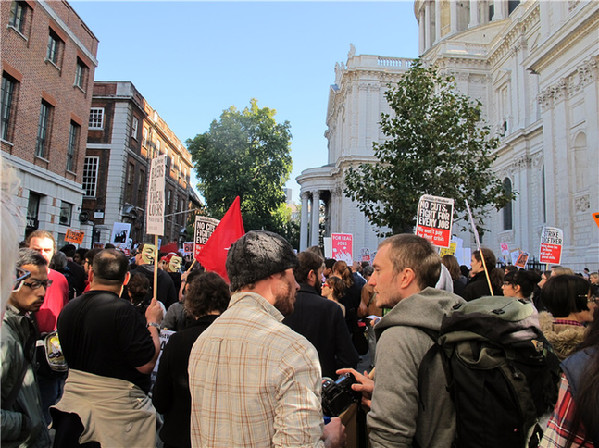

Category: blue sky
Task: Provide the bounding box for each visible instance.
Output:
[71,1,419,202]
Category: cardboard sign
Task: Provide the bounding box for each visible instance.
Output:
[193,216,220,260]
[331,233,353,264]
[65,229,84,245]
[539,226,563,265]
[146,155,167,236]
[515,251,529,269]
[416,195,454,248]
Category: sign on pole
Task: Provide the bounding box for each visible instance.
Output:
[182,242,194,254]
[416,194,455,248]
[515,251,530,269]
[146,155,167,236]
[65,229,84,245]
[110,222,131,252]
[193,216,220,260]
[539,226,563,265]
[331,233,353,264]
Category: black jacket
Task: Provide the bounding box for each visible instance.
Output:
[283,283,359,378]
[152,315,219,448]
[460,271,503,301]
[129,265,178,308]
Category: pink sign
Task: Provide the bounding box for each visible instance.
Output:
[331,233,353,265]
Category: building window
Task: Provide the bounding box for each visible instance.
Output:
[142,128,148,147]
[503,178,513,231]
[74,58,89,90]
[131,117,139,139]
[67,121,80,172]
[83,156,99,197]
[46,29,63,67]
[156,140,161,155]
[508,0,520,15]
[8,1,28,34]
[1,72,19,142]
[59,201,72,226]
[127,162,134,185]
[26,192,41,232]
[138,169,145,196]
[88,108,104,129]
[36,100,53,158]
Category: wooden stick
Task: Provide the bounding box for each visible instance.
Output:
[153,235,158,302]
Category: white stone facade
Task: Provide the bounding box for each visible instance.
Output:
[298,1,599,271]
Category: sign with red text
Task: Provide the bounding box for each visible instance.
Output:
[193,216,220,259]
[500,243,509,256]
[65,229,84,245]
[331,233,353,265]
[416,194,454,248]
[539,226,563,265]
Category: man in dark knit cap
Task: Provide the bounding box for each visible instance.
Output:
[188,230,345,448]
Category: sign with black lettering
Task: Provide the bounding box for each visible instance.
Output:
[194,216,220,259]
[416,194,454,248]
[539,226,563,265]
[146,156,167,236]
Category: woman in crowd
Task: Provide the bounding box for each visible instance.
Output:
[442,255,468,296]
[152,271,230,448]
[539,275,595,361]
[541,305,599,447]
[322,276,346,316]
[460,248,504,301]
[502,269,542,301]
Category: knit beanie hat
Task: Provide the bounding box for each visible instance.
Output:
[226,230,298,291]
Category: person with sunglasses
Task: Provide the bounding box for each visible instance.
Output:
[1,248,52,447]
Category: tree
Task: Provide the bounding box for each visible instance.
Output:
[187,99,293,234]
[344,60,515,236]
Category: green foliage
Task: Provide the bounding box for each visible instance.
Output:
[344,60,515,236]
[187,99,293,234]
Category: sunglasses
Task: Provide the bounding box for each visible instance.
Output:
[22,279,53,290]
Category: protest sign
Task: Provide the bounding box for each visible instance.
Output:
[500,243,509,256]
[515,251,529,269]
[539,226,563,265]
[110,222,131,251]
[65,229,84,245]
[146,155,167,236]
[150,329,175,389]
[182,242,193,254]
[331,233,353,264]
[360,248,370,263]
[194,216,220,260]
[440,241,457,257]
[594,212,599,229]
[416,194,454,248]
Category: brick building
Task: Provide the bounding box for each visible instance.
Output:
[83,81,200,247]
[1,0,98,246]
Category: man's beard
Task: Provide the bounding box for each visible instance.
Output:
[314,279,322,295]
[274,277,296,317]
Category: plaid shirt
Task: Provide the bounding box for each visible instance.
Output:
[188,292,325,447]
[540,374,593,447]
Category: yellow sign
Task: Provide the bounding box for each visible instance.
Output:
[440,242,456,257]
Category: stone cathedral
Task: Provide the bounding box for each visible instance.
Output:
[297,0,598,271]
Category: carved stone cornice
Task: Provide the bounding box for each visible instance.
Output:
[538,57,598,111]
[575,193,590,213]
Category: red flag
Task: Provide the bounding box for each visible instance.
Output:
[159,242,179,254]
[196,196,245,283]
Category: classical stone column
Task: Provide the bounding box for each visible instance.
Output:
[299,192,309,251]
[434,0,441,43]
[424,1,432,50]
[310,190,320,247]
[493,0,505,20]
[469,0,479,28]
[450,0,458,33]
[418,9,425,55]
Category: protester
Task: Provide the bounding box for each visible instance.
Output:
[460,248,504,300]
[161,268,202,331]
[552,266,575,277]
[321,275,347,316]
[539,275,595,360]
[541,307,599,447]
[323,258,336,279]
[153,271,230,448]
[26,229,69,424]
[51,249,162,447]
[502,269,542,300]
[357,265,381,369]
[81,248,101,292]
[129,242,177,308]
[59,244,86,297]
[338,234,465,447]
[283,250,358,379]
[1,249,52,447]
[164,252,183,295]
[442,255,467,296]
[188,230,345,447]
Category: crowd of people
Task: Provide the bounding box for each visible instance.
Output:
[2,222,598,447]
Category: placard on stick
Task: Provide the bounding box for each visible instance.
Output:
[539,226,563,265]
[146,156,167,236]
[193,216,220,260]
[331,233,353,265]
[416,194,455,248]
[65,229,84,245]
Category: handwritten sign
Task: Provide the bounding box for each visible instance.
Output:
[440,242,457,257]
[146,155,167,236]
[331,233,353,265]
[416,194,454,248]
[193,216,220,260]
[515,251,529,269]
[65,229,84,244]
[539,226,563,265]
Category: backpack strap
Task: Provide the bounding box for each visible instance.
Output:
[416,328,452,411]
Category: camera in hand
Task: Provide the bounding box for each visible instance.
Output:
[321,372,361,417]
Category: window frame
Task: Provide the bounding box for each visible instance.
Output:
[59,201,72,226]
[131,117,139,139]
[1,73,18,142]
[88,107,105,130]
[82,156,99,197]
[66,121,80,172]
[46,29,63,67]
[8,1,27,33]
[36,100,52,159]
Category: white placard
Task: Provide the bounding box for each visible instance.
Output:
[146,156,167,236]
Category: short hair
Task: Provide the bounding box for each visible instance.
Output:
[552,267,574,277]
[184,268,204,289]
[473,248,496,270]
[504,269,542,298]
[362,265,374,279]
[59,243,77,258]
[324,258,336,270]
[541,274,591,317]
[306,245,323,258]
[184,272,231,318]
[84,248,102,266]
[92,249,129,285]
[128,272,150,305]
[17,248,48,269]
[26,230,55,250]
[104,243,116,249]
[294,251,324,284]
[50,251,68,271]
[380,234,441,290]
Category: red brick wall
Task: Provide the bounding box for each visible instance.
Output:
[1,0,98,183]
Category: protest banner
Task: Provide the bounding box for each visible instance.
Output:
[194,216,220,260]
[539,226,563,265]
[331,233,353,265]
[65,229,84,245]
[416,194,454,248]
[515,251,529,269]
[146,155,167,236]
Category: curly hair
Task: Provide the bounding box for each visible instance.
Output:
[184,272,231,318]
